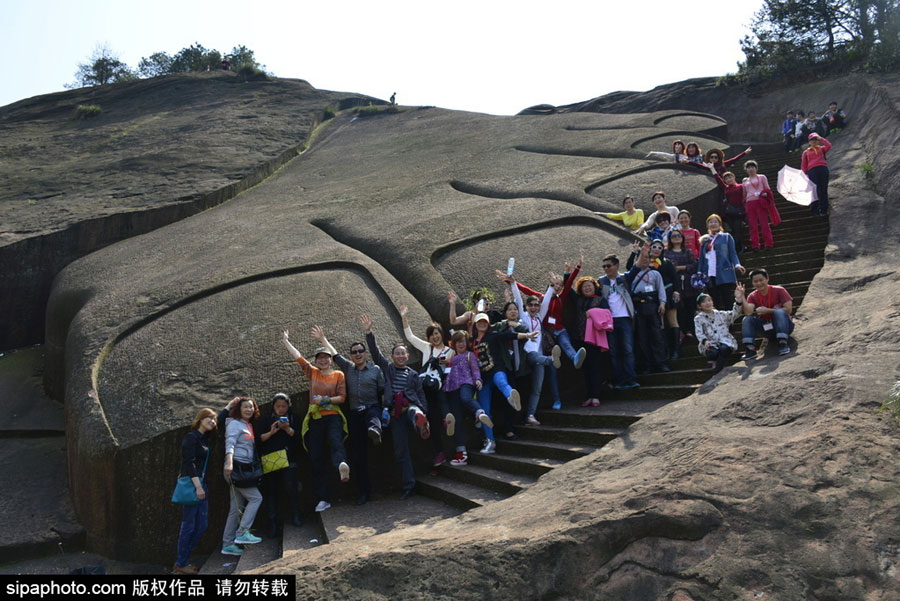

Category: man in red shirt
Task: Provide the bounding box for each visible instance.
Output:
[740,268,794,359]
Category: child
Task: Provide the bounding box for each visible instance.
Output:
[822,101,847,134]
[676,210,702,259]
[646,212,674,243]
[600,195,644,231]
[443,331,493,466]
[693,285,745,374]
[710,166,747,253]
[780,111,797,152]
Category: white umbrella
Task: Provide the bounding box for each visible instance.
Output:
[777,165,818,206]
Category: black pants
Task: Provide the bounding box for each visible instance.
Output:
[262,465,300,524]
[348,405,380,497]
[425,387,448,455]
[807,165,829,216]
[708,278,736,311]
[634,301,667,371]
[705,344,733,373]
[304,414,347,503]
[581,343,606,398]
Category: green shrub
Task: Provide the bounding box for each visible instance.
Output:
[236,64,268,82]
[74,104,102,119]
[463,288,496,312]
[878,380,900,419]
[322,106,335,120]
[352,105,400,118]
[859,160,875,179]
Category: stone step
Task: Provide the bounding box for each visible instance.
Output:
[235,533,281,572]
[515,424,625,446]
[494,438,600,461]
[535,400,671,428]
[637,367,714,386]
[437,462,538,496]
[280,516,329,555]
[604,383,700,401]
[416,473,509,510]
[467,451,565,477]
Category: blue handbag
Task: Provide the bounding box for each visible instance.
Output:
[171,449,209,506]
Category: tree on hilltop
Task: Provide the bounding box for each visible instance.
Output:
[66,44,135,89]
[226,45,266,72]
[735,0,899,82]
[136,52,174,78]
[169,43,222,73]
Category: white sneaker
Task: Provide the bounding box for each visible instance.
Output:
[480,439,496,454]
[338,461,350,483]
[444,412,455,437]
[526,414,540,425]
[551,345,562,369]
[315,500,331,512]
[475,409,494,428]
[507,389,521,411]
[574,347,587,369]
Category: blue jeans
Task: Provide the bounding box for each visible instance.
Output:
[526,351,558,415]
[742,310,794,344]
[448,384,482,449]
[176,490,208,567]
[389,408,420,494]
[608,317,636,385]
[477,370,513,441]
[555,328,579,363]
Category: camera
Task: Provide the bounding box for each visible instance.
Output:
[279,416,289,423]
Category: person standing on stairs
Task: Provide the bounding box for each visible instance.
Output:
[220,396,264,556]
[173,408,217,574]
[599,254,639,390]
[281,332,350,513]
[742,160,780,252]
[256,393,303,537]
[698,214,746,310]
[629,242,670,374]
[781,110,797,152]
[665,229,698,356]
[710,167,747,254]
[361,313,430,499]
[311,326,385,506]
[802,132,832,217]
[399,306,455,469]
[627,239,678,361]
[705,146,752,177]
[568,273,611,407]
[676,210,702,260]
[740,269,795,359]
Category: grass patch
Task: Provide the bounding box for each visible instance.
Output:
[877,380,900,419]
[352,105,400,118]
[859,159,874,179]
[236,64,268,82]
[74,104,102,119]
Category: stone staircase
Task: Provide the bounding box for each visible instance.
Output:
[417,142,828,512]
[197,143,830,573]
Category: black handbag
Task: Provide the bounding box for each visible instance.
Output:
[231,457,263,488]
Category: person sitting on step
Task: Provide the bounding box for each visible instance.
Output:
[645,211,675,244]
[636,191,680,237]
[740,268,795,359]
[360,313,430,499]
[600,195,645,231]
[822,101,847,135]
[503,269,562,421]
[443,331,493,466]
[281,332,350,513]
[781,111,797,153]
[311,326,385,506]
[693,283,747,374]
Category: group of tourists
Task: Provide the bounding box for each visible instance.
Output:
[780,102,847,152]
[171,119,834,575]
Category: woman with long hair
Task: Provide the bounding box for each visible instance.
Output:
[173,408,217,574]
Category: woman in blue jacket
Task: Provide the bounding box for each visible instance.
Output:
[698,214,746,309]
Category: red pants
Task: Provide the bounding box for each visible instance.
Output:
[745,200,773,249]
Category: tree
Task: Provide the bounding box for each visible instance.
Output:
[66,44,135,88]
[225,45,265,72]
[137,52,173,78]
[169,43,222,73]
[736,0,899,80]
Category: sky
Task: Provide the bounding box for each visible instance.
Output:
[2,0,763,115]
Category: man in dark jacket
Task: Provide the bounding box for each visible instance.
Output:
[361,314,429,499]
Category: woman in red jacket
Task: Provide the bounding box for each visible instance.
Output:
[801,132,832,216]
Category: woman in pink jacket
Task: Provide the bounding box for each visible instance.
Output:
[742,160,777,252]
[802,133,832,216]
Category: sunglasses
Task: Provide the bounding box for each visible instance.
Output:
[349,349,365,355]
[602,264,614,269]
